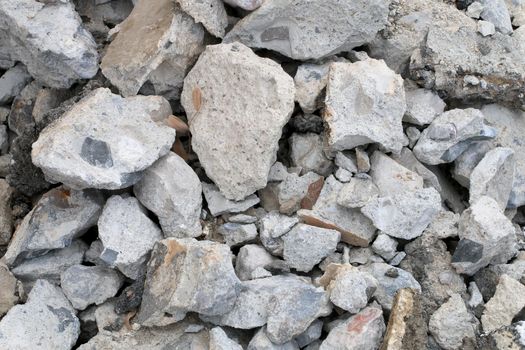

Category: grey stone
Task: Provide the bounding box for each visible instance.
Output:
[295,320,322,348]
[277,172,322,215]
[210,327,243,350]
[224,0,390,60]
[334,151,358,173]
[337,176,379,208]
[324,60,406,154]
[0,178,13,245]
[248,327,300,350]
[268,162,290,182]
[371,234,398,260]
[370,151,423,196]
[505,0,525,26]
[134,152,202,238]
[478,20,496,36]
[203,182,260,216]
[425,210,460,239]
[4,186,103,266]
[294,63,330,113]
[93,300,123,332]
[0,279,79,350]
[0,63,31,104]
[73,0,133,37]
[479,0,513,34]
[84,240,105,267]
[289,113,324,134]
[467,2,484,18]
[0,263,19,317]
[218,223,258,247]
[391,147,442,194]
[452,141,492,188]
[137,238,241,326]
[355,148,370,173]
[468,282,484,310]
[347,247,380,265]
[32,88,176,190]
[61,264,123,311]
[223,0,264,10]
[282,224,340,272]
[236,244,278,281]
[404,88,446,126]
[406,127,421,148]
[0,0,98,88]
[98,195,163,279]
[389,251,406,266]
[334,168,352,183]
[452,196,517,275]
[289,133,332,176]
[176,0,228,38]
[228,214,257,224]
[0,125,8,154]
[260,211,298,255]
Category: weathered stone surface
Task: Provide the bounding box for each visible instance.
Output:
[479,0,513,34]
[403,88,446,126]
[505,0,525,26]
[61,264,123,311]
[236,244,279,281]
[0,263,19,317]
[477,321,525,350]
[98,195,163,279]
[406,127,421,148]
[181,42,294,200]
[361,187,441,240]
[4,186,103,266]
[176,0,228,38]
[482,275,525,333]
[224,0,390,60]
[0,63,31,104]
[295,320,322,348]
[452,141,492,188]
[320,306,385,350]
[337,176,379,208]
[248,327,300,350]
[413,108,496,165]
[469,147,515,209]
[0,279,79,350]
[428,294,478,350]
[277,172,322,215]
[260,211,299,255]
[218,223,258,247]
[289,133,332,176]
[32,88,176,190]
[0,178,13,245]
[452,196,517,275]
[478,20,496,36]
[282,224,340,272]
[294,63,330,113]
[210,327,243,350]
[372,234,398,261]
[370,151,423,196]
[203,182,260,216]
[335,151,358,173]
[0,0,98,88]
[324,60,406,154]
[134,152,202,238]
[101,0,205,97]
[137,238,241,326]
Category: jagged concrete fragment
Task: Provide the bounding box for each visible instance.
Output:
[259,211,299,255]
[137,238,241,326]
[324,60,406,154]
[101,0,205,97]
[277,172,322,215]
[203,182,260,216]
[294,63,330,113]
[295,320,323,348]
[289,133,332,176]
[134,152,202,238]
[482,275,525,332]
[248,327,300,350]
[224,0,390,60]
[413,108,496,165]
[505,0,525,26]
[236,244,279,281]
[452,141,492,188]
[478,20,496,36]
[479,0,513,34]
[452,196,517,275]
[61,265,123,311]
[0,279,79,350]
[337,176,379,208]
[370,151,423,196]
[0,0,98,88]
[0,264,19,317]
[32,88,176,190]
[181,42,295,200]
[98,195,163,279]
[361,187,441,240]
[371,234,398,261]
[469,147,515,209]
[4,186,103,266]
[0,63,32,104]
[210,327,243,350]
[176,0,228,38]
[403,88,446,126]
[335,151,358,173]
[218,223,258,247]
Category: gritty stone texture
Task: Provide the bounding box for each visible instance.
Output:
[134,152,202,238]
[372,234,398,261]
[203,182,260,216]
[32,88,176,190]
[210,327,243,350]
[224,0,390,60]
[289,133,332,176]
[337,176,379,208]
[176,0,228,38]
[218,223,258,247]
[0,179,13,245]
[0,0,98,88]
[324,60,406,154]
[0,263,19,317]
[479,0,513,34]
[260,210,299,255]
[277,172,322,215]
[98,195,163,279]
[403,88,446,126]
[0,63,32,104]
[478,20,496,36]
[370,151,423,196]
[295,320,323,348]
[248,327,300,350]
[452,141,492,188]
[235,244,278,281]
[294,62,331,113]
[482,275,525,333]
[181,42,295,200]
[335,151,358,173]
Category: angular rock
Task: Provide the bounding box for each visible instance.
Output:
[0,178,13,245]
[259,211,299,255]
[452,196,517,275]
[134,152,202,238]
[224,0,390,60]
[294,63,330,113]
[210,327,243,350]
[335,168,353,183]
[479,0,513,34]
[218,223,258,247]
[289,133,332,176]
[406,127,421,148]
[337,176,379,208]
[176,0,228,38]
[413,108,496,165]
[32,88,176,190]
[248,327,300,350]
[505,0,525,26]
[0,279,79,350]
[0,0,98,88]
[4,186,103,266]
[0,63,31,104]
[236,244,279,281]
[277,172,322,215]
[372,234,398,261]
[324,60,406,154]
[403,88,446,126]
[203,182,260,217]
[335,151,358,173]
[452,141,492,188]
[98,195,163,279]
[137,238,241,326]
[370,151,423,196]
[295,320,323,348]
[478,20,496,36]
[0,263,19,317]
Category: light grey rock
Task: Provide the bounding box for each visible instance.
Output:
[134,152,202,238]
[324,60,406,154]
[389,251,406,266]
[335,151,358,173]
[0,263,19,317]
[0,279,79,350]
[101,0,205,97]
[425,210,460,239]
[0,0,98,88]
[355,147,370,173]
[268,162,290,182]
[236,244,278,281]
[260,211,298,255]
[452,141,492,188]
[428,293,478,350]
[218,223,258,247]
[482,274,525,332]
[369,151,423,196]
[348,247,379,265]
[248,327,300,350]
[479,0,513,34]
[182,43,294,200]
[505,0,525,26]
[224,0,390,60]
[277,172,322,215]
[98,195,163,279]
[406,127,421,148]
[0,179,13,245]
[176,0,228,38]
[468,281,484,309]
[295,320,322,348]
[0,63,31,104]
[61,264,123,311]
[467,2,484,18]
[137,238,241,326]
[478,20,496,36]
[361,187,441,240]
[404,88,446,126]
[289,133,332,176]
[210,327,243,350]
[294,63,330,113]
[320,306,385,350]
[228,214,257,224]
[203,182,260,217]
[337,176,379,208]
[84,240,105,267]
[469,147,515,209]
[223,0,264,10]
[282,224,340,272]
[452,196,517,275]
[4,186,103,266]
[390,147,442,193]
[335,168,353,183]
[93,300,123,332]
[32,88,176,190]
[371,234,398,261]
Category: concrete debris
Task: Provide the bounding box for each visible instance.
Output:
[404,88,446,126]
[0,179,13,245]
[290,133,332,176]
[210,327,243,350]
[370,151,423,196]
[247,327,300,350]
[203,182,260,217]
[176,0,228,38]
[371,234,398,261]
[294,62,331,113]
[277,172,322,215]
[479,0,513,34]
[452,141,492,188]
[0,63,32,104]
[236,244,280,281]
[218,223,258,247]
[337,176,379,208]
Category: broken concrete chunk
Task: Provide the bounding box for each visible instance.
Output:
[324,60,406,154]
[236,244,279,281]
[268,162,290,182]
[452,196,517,275]
[294,63,330,113]
[32,88,176,190]
[479,0,513,34]
[0,63,32,104]
[370,151,423,196]
[278,172,322,215]
[452,141,492,188]
[335,151,358,173]
[98,195,163,279]
[478,20,496,36]
[248,327,300,350]
[134,152,202,238]
[0,179,13,245]
[425,210,460,239]
[181,42,295,201]
[137,238,241,326]
[371,234,398,261]
[210,327,243,350]
[337,176,379,208]
[260,211,299,255]
[218,223,258,247]
[4,186,103,266]
[289,133,332,176]
[0,263,19,317]
[505,0,525,26]
[203,182,260,217]
[176,0,228,38]
[295,320,323,348]
[61,264,123,311]
[224,0,390,60]
[0,0,98,88]
[403,88,446,126]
